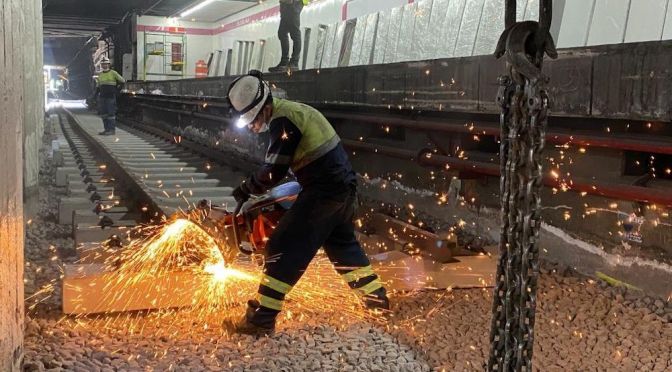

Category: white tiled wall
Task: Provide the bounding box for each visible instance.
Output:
[454,0,485,57]
[523,0,540,22]
[360,13,379,65]
[349,17,367,66]
[664,0,672,39]
[427,0,450,59]
[372,9,390,64]
[396,3,418,63]
[441,0,467,58]
[474,0,504,56]
[586,0,631,46]
[384,6,404,64]
[556,0,595,48]
[624,0,668,43]
[412,0,434,62]
[139,0,672,79]
[321,25,337,68]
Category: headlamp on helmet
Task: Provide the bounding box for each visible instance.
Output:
[227,70,271,130]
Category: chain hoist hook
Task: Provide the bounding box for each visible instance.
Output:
[488,1,555,371]
[494,0,558,82]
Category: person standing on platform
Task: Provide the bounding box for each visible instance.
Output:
[269,0,309,73]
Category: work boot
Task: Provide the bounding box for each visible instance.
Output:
[363,292,390,311]
[268,60,289,73]
[223,300,275,337]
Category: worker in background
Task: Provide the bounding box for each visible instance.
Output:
[225,70,389,336]
[96,57,125,135]
[268,0,309,72]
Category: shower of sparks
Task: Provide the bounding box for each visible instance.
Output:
[63,218,382,339]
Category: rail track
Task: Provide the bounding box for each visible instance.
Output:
[51,103,672,311]
[52,105,491,316]
[53,107,252,270]
[120,93,672,208]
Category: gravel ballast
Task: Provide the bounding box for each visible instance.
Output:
[23,129,671,372]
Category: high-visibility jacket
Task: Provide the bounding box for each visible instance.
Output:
[96,70,125,98]
[242,98,356,195]
[271,98,338,170]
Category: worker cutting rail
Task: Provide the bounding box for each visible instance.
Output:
[211,70,390,336]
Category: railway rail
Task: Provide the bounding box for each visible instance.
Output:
[53,106,497,315]
[120,93,672,207]
[54,107,248,268]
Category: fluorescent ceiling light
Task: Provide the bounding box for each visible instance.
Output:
[180,0,216,18]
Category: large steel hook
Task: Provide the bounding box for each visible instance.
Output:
[494,0,558,82]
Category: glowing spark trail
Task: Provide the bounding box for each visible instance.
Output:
[66,218,381,339]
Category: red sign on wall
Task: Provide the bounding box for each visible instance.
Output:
[167,27,185,34]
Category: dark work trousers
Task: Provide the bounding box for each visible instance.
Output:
[278,1,304,63]
[99,96,117,132]
[250,186,386,327]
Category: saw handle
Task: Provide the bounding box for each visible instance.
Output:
[232,200,252,256]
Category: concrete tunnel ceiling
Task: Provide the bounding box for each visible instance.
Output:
[41,0,262,97]
[42,0,262,37]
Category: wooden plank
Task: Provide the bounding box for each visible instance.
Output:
[368,213,457,263]
[370,250,497,291]
[356,231,404,256]
[62,264,203,314]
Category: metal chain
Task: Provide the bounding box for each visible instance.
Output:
[487,1,556,370]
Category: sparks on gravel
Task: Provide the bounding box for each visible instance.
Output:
[67,218,382,338]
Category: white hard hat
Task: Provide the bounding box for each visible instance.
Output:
[227,70,271,128]
[100,57,111,64]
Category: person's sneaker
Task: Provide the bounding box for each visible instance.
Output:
[222,300,275,337]
[98,130,110,135]
[268,61,289,73]
[363,293,390,311]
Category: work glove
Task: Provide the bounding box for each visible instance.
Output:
[232,184,250,204]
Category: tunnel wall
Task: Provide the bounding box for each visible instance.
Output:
[132,0,672,82]
[23,0,45,198]
[123,36,672,289]
[1,1,42,370]
[127,40,672,122]
[0,1,28,371]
